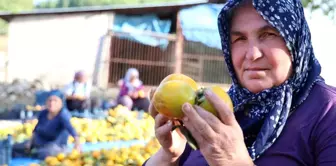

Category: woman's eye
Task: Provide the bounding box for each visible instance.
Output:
[232,36,246,43]
[260,32,277,39]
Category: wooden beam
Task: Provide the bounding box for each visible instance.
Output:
[174,11,184,73]
[184,53,225,61]
[108,58,175,67]
[108,30,177,41]
[199,55,204,82]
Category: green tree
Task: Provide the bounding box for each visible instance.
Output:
[35,0,336,18]
[35,0,58,8]
[302,0,336,18]
[0,0,34,34]
[36,0,180,8]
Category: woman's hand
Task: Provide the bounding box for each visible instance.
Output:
[128,91,139,99]
[182,90,254,166]
[75,95,86,100]
[145,88,187,166]
[74,137,82,153]
[74,144,82,153]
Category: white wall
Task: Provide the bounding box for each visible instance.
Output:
[0,51,7,82]
[305,9,336,86]
[7,12,114,86]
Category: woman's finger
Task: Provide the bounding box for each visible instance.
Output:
[155,122,173,148]
[154,113,170,129]
[149,102,159,118]
[193,105,225,133]
[149,87,157,100]
[149,87,159,118]
[182,118,205,145]
[204,90,237,126]
[182,103,216,143]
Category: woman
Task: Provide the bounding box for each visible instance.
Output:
[118,68,150,112]
[12,90,81,160]
[144,0,336,165]
[63,71,92,113]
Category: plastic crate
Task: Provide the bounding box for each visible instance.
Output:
[0,135,12,165]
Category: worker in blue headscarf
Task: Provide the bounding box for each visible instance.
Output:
[12,90,81,159]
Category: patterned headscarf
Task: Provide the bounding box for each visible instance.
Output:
[218,0,323,160]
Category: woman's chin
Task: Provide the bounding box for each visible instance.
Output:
[243,79,273,94]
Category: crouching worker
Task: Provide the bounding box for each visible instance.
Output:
[64,71,92,113]
[12,90,81,160]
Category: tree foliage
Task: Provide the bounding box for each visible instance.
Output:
[302,0,335,18]
[0,0,335,35]
[35,0,180,8]
[0,0,34,34]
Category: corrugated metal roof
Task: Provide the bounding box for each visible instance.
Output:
[0,0,217,21]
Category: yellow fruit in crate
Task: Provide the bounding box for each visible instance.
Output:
[68,150,80,160]
[29,164,40,166]
[134,156,146,165]
[80,137,86,144]
[26,105,34,111]
[45,157,59,166]
[107,153,115,161]
[86,136,92,142]
[44,156,54,163]
[31,119,38,125]
[74,160,82,166]
[100,149,108,155]
[25,127,33,135]
[107,135,115,141]
[92,150,100,159]
[91,137,98,143]
[56,153,66,161]
[106,160,114,166]
[83,157,94,165]
[108,110,117,117]
[144,153,152,160]
[98,135,107,142]
[62,159,73,166]
[35,105,42,111]
[68,136,74,144]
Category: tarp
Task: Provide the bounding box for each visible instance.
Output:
[112,14,172,49]
[111,4,225,50]
[179,4,224,50]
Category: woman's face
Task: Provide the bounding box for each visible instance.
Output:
[130,73,138,82]
[46,96,63,113]
[77,74,87,83]
[230,3,293,93]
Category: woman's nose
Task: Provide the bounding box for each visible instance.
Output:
[246,44,263,61]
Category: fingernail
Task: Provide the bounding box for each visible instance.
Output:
[183,103,191,113]
[167,120,172,126]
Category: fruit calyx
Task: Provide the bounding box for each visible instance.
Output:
[195,87,206,106]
